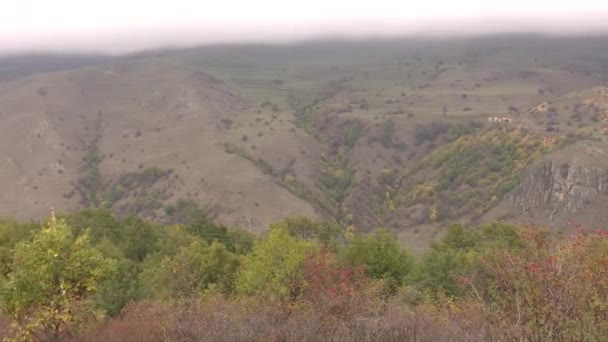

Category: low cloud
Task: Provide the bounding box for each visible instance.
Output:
[1,0,607,54]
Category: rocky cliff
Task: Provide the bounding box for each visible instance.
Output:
[483,141,608,230]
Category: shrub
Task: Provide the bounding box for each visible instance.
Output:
[236,226,319,300]
[143,241,240,298]
[468,229,608,340]
[342,228,414,292]
[0,216,116,340]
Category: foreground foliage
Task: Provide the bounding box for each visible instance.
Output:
[0,216,116,340]
[0,210,606,341]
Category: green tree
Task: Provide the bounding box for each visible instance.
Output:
[186,215,228,241]
[164,198,208,225]
[151,224,198,257]
[270,216,345,246]
[236,226,318,300]
[226,228,256,255]
[185,216,255,254]
[144,241,240,298]
[93,255,141,317]
[342,228,414,291]
[415,223,522,297]
[0,216,116,340]
[62,207,120,244]
[119,216,160,262]
[0,218,38,278]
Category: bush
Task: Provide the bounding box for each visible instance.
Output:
[0,217,117,340]
[270,216,345,245]
[414,223,523,296]
[143,240,240,298]
[342,228,414,292]
[469,229,608,340]
[84,295,486,341]
[236,226,319,300]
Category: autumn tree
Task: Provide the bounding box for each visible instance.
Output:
[301,246,367,320]
[236,226,318,300]
[0,215,116,340]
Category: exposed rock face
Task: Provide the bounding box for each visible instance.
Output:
[483,141,608,230]
[513,161,608,219]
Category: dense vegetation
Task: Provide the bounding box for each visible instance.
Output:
[0,208,606,341]
[387,127,564,223]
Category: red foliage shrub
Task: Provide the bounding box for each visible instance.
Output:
[469,228,608,340]
[301,247,366,304]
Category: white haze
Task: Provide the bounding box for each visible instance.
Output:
[1,0,608,54]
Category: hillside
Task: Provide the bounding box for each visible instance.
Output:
[0,53,112,82]
[0,61,318,230]
[1,35,608,242]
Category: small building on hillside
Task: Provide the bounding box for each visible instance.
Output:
[488,116,513,123]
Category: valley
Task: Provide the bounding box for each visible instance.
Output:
[1,35,608,249]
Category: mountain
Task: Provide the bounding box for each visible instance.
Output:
[1,34,608,245]
[0,60,317,230]
[0,53,112,82]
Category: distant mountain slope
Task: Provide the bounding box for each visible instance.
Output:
[1,36,608,241]
[0,54,112,83]
[0,60,318,230]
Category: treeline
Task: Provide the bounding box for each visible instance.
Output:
[0,209,607,341]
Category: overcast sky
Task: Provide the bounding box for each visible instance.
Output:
[2,0,608,54]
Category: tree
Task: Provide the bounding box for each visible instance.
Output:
[0,218,39,278]
[270,216,345,246]
[0,215,116,340]
[185,216,255,255]
[93,257,141,317]
[62,207,120,244]
[301,246,366,318]
[236,226,318,300]
[150,224,198,257]
[119,216,160,262]
[415,223,523,296]
[342,228,414,291]
[164,198,209,225]
[144,241,240,298]
[185,215,228,242]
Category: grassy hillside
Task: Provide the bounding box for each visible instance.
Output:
[0,35,608,240]
[2,35,608,340]
[0,53,111,82]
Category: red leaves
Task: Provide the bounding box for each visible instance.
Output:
[469,227,608,338]
[301,246,365,305]
[526,262,541,274]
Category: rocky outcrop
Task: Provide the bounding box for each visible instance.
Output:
[512,160,608,219]
[483,141,608,229]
